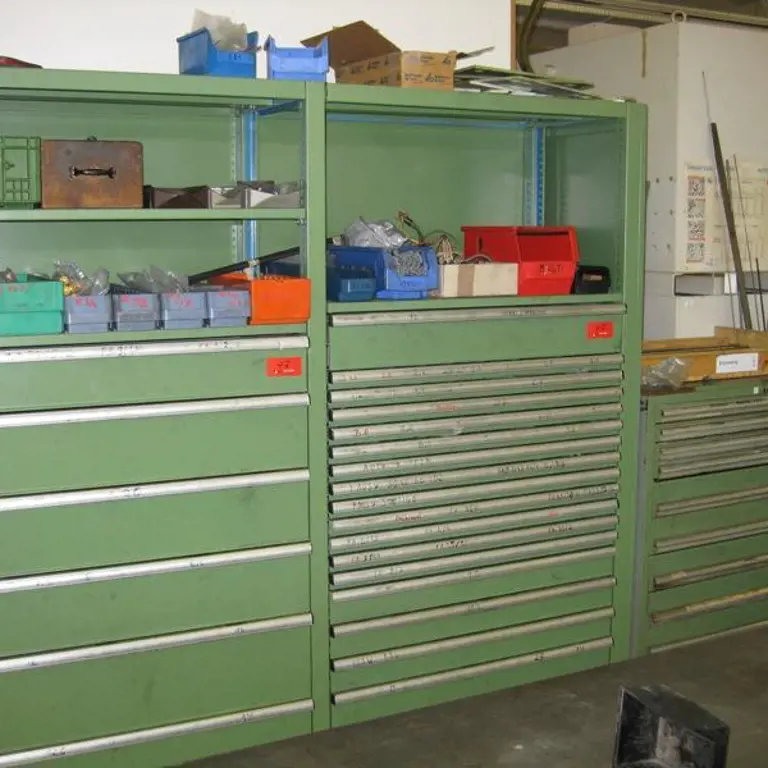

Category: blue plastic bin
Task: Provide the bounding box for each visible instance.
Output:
[328,267,376,302]
[265,36,328,82]
[329,245,439,297]
[177,29,259,78]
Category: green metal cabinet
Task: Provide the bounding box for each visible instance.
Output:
[633,379,768,657]
[0,69,647,766]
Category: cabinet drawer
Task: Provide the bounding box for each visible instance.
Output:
[0,471,308,578]
[329,305,624,370]
[0,394,308,495]
[0,336,308,412]
[0,543,310,656]
[0,616,312,755]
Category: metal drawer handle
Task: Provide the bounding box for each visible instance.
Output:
[70,165,116,179]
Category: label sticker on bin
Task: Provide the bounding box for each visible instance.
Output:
[586,321,615,339]
[267,356,303,377]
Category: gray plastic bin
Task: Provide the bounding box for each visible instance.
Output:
[112,294,159,332]
[161,292,207,330]
[64,295,112,334]
[205,289,250,328]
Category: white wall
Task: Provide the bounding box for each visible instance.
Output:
[1,0,509,74]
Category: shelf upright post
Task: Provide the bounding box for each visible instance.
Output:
[612,102,648,663]
[303,81,331,730]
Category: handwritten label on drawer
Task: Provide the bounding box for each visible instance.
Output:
[266,356,303,377]
[586,321,615,340]
[715,352,760,375]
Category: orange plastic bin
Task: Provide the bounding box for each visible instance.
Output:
[212,273,311,325]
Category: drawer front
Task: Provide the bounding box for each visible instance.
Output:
[331,640,612,728]
[331,577,614,659]
[0,336,308,412]
[655,395,768,479]
[0,395,308,495]
[0,701,313,768]
[0,616,311,755]
[329,305,624,370]
[331,610,612,693]
[0,471,308,578]
[0,543,310,656]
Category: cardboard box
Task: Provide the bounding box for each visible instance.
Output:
[437,264,519,298]
[303,21,456,91]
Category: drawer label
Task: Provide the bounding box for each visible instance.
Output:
[715,352,759,375]
[586,321,615,339]
[267,356,303,377]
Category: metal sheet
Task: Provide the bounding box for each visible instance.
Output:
[331,515,618,569]
[0,394,309,429]
[330,371,622,405]
[331,546,617,603]
[0,699,314,768]
[330,501,618,550]
[331,452,620,498]
[330,437,621,478]
[331,387,623,424]
[654,520,768,553]
[331,531,618,587]
[331,486,620,533]
[331,404,622,442]
[331,468,621,515]
[330,420,623,461]
[330,354,623,385]
[0,336,309,365]
[0,614,312,674]
[331,305,625,327]
[0,542,312,594]
[0,470,309,514]
[332,637,613,703]
[333,607,613,670]
[333,577,616,636]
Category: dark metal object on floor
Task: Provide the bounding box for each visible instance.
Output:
[613,685,729,768]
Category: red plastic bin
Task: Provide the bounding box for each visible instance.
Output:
[461,225,580,296]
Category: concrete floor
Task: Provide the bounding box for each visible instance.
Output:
[190,627,767,768]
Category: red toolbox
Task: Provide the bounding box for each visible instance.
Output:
[461,225,580,296]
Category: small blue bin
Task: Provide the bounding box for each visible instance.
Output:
[265,36,328,82]
[177,29,259,78]
[329,245,439,298]
[328,267,376,302]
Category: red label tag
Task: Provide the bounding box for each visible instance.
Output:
[587,321,614,339]
[267,356,303,377]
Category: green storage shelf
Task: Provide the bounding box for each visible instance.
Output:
[0,71,647,767]
[0,136,40,209]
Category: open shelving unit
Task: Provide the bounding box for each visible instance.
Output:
[0,68,646,767]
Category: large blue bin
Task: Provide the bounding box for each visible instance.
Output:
[265,36,328,82]
[329,245,439,297]
[177,29,259,78]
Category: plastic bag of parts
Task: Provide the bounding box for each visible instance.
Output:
[344,218,409,250]
[642,357,690,390]
[119,266,189,294]
[53,261,109,296]
[192,9,249,51]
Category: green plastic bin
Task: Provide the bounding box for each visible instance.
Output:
[0,136,41,209]
[0,276,64,335]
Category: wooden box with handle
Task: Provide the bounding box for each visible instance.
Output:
[41,138,143,208]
